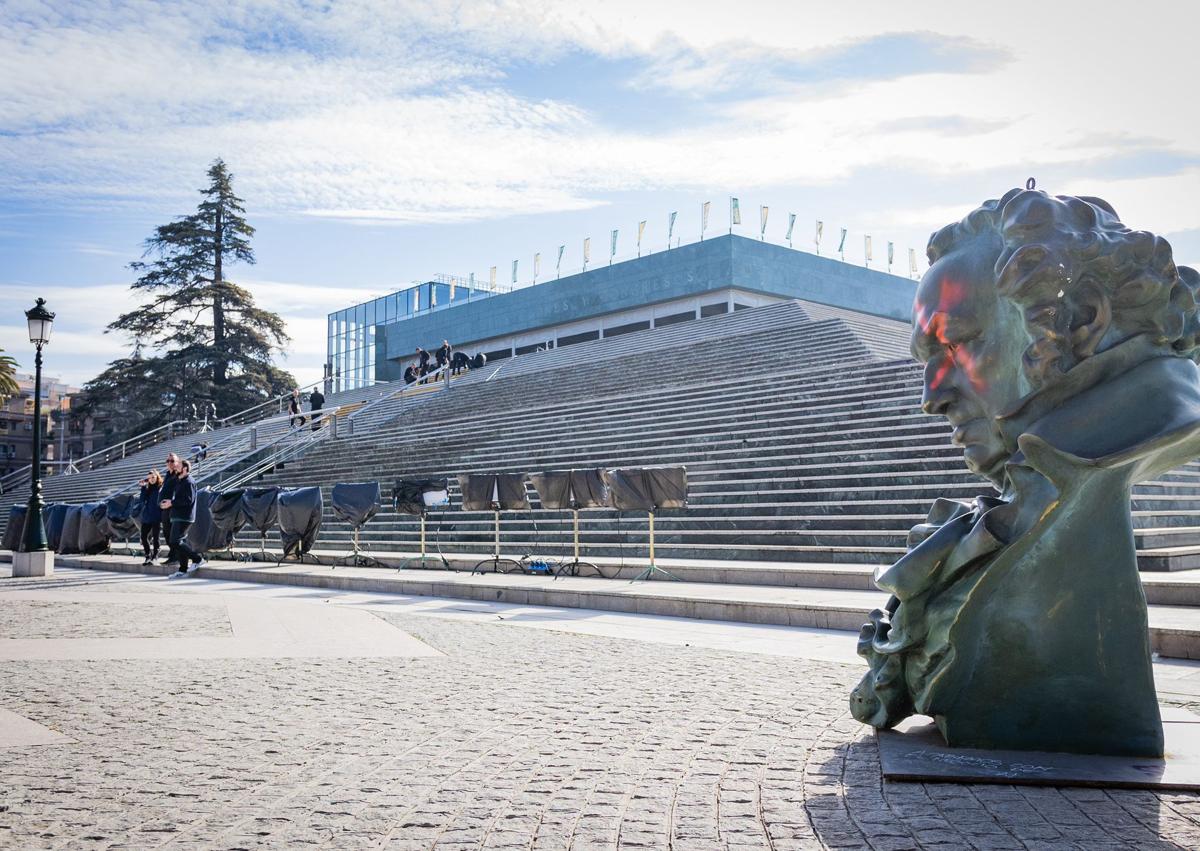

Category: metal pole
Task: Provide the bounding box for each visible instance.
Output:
[648,511,655,568]
[22,343,49,552]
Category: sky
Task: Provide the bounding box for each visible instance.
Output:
[1,0,1198,390]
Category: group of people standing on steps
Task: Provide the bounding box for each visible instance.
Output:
[404,340,485,384]
[287,387,325,429]
[136,451,207,578]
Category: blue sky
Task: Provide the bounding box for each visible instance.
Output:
[2,0,1198,388]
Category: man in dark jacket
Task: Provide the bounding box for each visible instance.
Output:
[158,453,180,564]
[161,459,205,577]
[436,340,452,370]
[308,388,325,432]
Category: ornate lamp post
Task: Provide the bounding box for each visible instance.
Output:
[14,298,55,577]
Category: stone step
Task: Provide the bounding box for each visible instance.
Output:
[23,551,1200,660]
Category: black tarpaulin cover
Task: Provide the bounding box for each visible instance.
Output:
[331,482,381,528]
[457,473,529,511]
[185,489,228,553]
[602,467,688,511]
[392,478,449,517]
[102,494,141,540]
[210,490,248,540]
[529,469,607,510]
[60,506,82,555]
[278,486,323,556]
[45,503,68,552]
[240,487,279,535]
[3,505,26,552]
[78,502,111,554]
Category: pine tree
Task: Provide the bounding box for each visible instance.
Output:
[77,160,295,441]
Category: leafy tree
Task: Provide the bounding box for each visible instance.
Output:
[76,159,295,442]
[0,348,18,401]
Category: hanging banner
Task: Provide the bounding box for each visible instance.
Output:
[413,287,420,311]
[511,259,518,285]
[786,213,796,244]
[489,266,496,290]
[449,276,456,300]
[583,237,591,268]
[637,220,646,255]
[909,247,919,276]
[431,285,437,307]
[759,205,769,239]
[730,196,741,227]
[533,252,540,282]
[668,210,677,245]
[864,234,873,264]
[610,228,618,260]
[556,244,565,277]
[815,220,824,254]
[838,227,848,255]
[887,241,895,269]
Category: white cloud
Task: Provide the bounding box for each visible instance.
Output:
[2,0,1196,228]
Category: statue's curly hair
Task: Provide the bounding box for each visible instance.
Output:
[927,189,1200,375]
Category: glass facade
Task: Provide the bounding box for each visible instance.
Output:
[327,276,489,392]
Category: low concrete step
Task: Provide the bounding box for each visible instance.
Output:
[19,551,1200,661]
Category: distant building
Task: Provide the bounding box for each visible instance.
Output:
[326,234,915,393]
[0,373,82,477]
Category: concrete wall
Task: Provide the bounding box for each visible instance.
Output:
[378,234,915,380]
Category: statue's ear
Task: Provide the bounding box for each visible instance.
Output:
[1069,281,1111,359]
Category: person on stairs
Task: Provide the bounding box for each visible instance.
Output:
[308,387,325,431]
[288,388,306,427]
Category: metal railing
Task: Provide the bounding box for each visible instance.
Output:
[342,363,450,437]
[205,403,357,491]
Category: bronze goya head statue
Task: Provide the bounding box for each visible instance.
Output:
[850,188,1200,757]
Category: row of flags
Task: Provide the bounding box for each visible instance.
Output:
[481,197,921,292]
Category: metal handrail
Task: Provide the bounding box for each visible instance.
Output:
[216,378,388,428]
[216,380,324,427]
[205,402,357,490]
[69,419,191,472]
[344,363,449,436]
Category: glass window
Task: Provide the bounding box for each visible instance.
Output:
[365,300,376,326]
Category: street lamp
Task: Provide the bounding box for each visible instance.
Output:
[14,298,54,577]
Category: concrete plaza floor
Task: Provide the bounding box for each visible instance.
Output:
[3,567,1200,849]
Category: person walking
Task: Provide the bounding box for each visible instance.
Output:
[161,459,205,577]
[308,387,325,431]
[288,388,306,427]
[138,469,163,566]
[158,453,180,564]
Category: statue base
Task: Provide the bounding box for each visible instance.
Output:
[877,709,1200,791]
[12,550,54,577]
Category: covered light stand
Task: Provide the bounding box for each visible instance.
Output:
[460,473,528,574]
[602,466,688,581]
[530,469,607,578]
[240,487,279,560]
[276,486,324,566]
[208,490,249,561]
[101,494,142,557]
[331,482,384,568]
[394,478,450,570]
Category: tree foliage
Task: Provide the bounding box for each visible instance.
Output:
[76,160,295,442]
[0,348,18,401]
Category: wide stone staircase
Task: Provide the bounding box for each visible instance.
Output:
[8,299,1200,658]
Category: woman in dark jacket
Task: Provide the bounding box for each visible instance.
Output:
[138,469,163,565]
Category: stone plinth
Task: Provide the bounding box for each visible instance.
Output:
[12,550,54,577]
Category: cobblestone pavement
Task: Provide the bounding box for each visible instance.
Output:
[2,573,1200,849]
[0,599,231,640]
